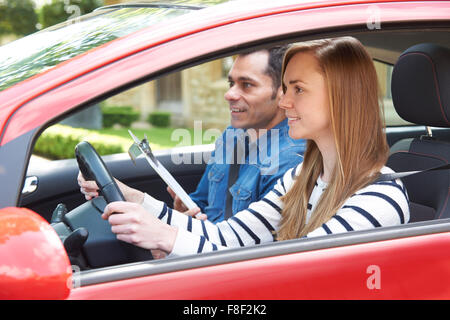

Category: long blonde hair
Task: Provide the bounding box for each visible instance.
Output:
[277,37,389,240]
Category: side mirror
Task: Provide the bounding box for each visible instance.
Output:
[0,207,72,299]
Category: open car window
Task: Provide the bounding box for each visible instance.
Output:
[32,54,410,163]
[31,56,235,162]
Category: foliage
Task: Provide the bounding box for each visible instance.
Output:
[101,105,140,128]
[39,0,103,29]
[33,124,216,160]
[148,111,172,128]
[34,124,127,160]
[0,0,38,36]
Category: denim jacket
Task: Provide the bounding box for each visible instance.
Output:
[189,119,306,223]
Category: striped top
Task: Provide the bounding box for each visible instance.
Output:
[142,164,410,257]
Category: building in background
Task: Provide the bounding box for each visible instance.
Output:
[104,56,232,130]
[101,0,232,130]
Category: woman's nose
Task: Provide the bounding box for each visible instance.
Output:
[278,92,292,110]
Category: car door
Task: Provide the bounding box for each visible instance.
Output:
[1,0,450,300]
[66,221,450,299]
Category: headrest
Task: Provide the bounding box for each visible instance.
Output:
[391,43,450,127]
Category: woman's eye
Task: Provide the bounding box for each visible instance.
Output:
[295,86,303,94]
[228,81,234,88]
[243,82,252,89]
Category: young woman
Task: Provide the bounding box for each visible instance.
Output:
[84,37,410,256]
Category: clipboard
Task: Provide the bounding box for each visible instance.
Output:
[127,130,199,214]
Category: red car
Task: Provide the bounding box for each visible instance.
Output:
[1,0,450,301]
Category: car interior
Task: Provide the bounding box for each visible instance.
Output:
[17,24,450,271]
[387,42,450,223]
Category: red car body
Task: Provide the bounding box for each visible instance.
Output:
[0,0,450,300]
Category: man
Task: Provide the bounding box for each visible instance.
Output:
[168,45,306,223]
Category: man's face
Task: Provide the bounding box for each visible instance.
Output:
[225,51,282,131]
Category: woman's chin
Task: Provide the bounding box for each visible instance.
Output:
[288,127,304,140]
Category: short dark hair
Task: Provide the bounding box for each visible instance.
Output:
[239,44,290,99]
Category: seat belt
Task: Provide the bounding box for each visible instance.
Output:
[375,163,450,182]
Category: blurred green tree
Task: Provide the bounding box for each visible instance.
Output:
[39,0,103,29]
[0,0,38,36]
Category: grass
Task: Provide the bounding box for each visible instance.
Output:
[89,127,217,151]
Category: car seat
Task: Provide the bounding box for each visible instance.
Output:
[387,43,450,222]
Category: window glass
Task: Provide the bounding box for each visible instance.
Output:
[374,60,412,126]
[32,57,230,161]
[0,7,193,92]
[32,53,413,163]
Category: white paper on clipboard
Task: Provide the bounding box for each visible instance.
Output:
[127,130,198,212]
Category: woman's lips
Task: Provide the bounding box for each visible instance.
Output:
[287,116,300,124]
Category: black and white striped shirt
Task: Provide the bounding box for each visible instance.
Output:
[142,164,410,257]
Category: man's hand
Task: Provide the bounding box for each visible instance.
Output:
[102,201,178,253]
[78,171,144,204]
[166,187,207,221]
[166,186,188,212]
[184,207,208,221]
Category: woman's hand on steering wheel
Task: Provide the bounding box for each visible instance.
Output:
[77,171,144,204]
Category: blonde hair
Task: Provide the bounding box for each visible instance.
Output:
[277,37,389,240]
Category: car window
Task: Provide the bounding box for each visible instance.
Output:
[32,56,233,161]
[32,56,412,162]
[374,60,412,126]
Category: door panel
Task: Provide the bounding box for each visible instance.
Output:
[68,231,450,299]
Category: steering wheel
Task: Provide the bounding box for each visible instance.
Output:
[75,141,125,203]
[51,141,153,269]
